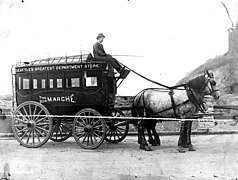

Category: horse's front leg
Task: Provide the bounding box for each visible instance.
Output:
[178,121,187,153]
[187,121,195,151]
[138,121,152,151]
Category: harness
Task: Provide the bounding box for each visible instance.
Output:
[185,85,206,113]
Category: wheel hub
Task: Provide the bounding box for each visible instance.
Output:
[84,125,93,133]
[27,120,36,128]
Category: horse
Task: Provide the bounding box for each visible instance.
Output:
[131,70,220,152]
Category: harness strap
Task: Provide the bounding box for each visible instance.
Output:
[185,86,206,113]
[145,99,191,117]
[168,89,179,118]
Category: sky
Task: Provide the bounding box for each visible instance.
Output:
[0,0,237,95]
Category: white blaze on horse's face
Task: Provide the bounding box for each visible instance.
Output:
[204,71,220,100]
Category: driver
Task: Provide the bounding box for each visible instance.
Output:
[93,33,130,79]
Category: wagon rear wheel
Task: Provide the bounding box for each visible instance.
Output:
[50,119,72,142]
[72,108,106,149]
[12,101,52,148]
[105,109,129,143]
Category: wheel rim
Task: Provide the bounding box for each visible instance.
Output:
[73,108,106,149]
[12,101,52,148]
[105,109,129,143]
[50,119,72,142]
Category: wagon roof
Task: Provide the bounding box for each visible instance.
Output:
[15,53,108,73]
[16,53,91,67]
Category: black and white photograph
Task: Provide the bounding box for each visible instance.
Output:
[0,0,238,179]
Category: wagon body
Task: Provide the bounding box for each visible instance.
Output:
[15,58,116,115]
[11,54,129,149]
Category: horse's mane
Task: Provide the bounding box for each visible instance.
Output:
[187,75,205,91]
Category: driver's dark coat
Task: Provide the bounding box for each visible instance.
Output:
[93,42,107,58]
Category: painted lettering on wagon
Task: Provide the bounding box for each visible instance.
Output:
[39,94,76,104]
[16,63,101,73]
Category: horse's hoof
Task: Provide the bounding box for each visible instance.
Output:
[144,146,153,151]
[155,141,161,146]
[140,144,153,151]
[139,144,145,150]
[188,145,196,151]
[151,142,158,146]
[178,147,186,153]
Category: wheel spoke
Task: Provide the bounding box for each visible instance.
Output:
[117,127,126,131]
[87,134,90,146]
[34,129,41,142]
[32,129,35,144]
[14,124,27,127]
[20,129,30,140]
[35,117,48,124]
[75,120,86,128]
[92,119,101,127]
[15,112,28,122]
[76,132,86,139]
[16,126,28,133]
[35,126,49,134]
[32,105,37,120]
[82,133,88,144]
[59,126,64,139]
[115,128,124,136]
[28,104,32,121]
[108,130,112,140]
[33,109,43,122]
[36,123,50,126]
[26,129,32,144]
[92,131,101,138]
[61,123,71,131]
[22,106,30,120]
[15,117,28,124]
[35,128,45,138]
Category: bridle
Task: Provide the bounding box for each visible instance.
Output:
[204,75,219,97]
[185,73,219,112]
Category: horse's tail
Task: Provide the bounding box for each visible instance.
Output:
[131,104,137,117]
[131,100,139,128]
[131,91,145,128]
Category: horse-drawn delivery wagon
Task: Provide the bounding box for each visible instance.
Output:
[11,52,129,149]
[11,51,221,152]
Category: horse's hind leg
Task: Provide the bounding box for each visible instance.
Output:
[146,123,156,146]
[138,121,152,151]
[147,122,160,146]
[151,122,160,146]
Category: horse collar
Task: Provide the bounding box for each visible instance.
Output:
[185,85,206,113]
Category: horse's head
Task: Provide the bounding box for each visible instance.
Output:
[187,70,220,100]
[204,70,220,100]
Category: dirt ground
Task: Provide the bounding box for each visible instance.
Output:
[1,134,238,180]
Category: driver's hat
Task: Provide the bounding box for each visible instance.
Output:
[96,33,105,39]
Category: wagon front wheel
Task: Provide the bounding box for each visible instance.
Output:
[12,101,52,148]
[72,108,106,149]
[105,109,129,143]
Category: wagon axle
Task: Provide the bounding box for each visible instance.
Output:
[27,121,36,129]
[84,125,93,133]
